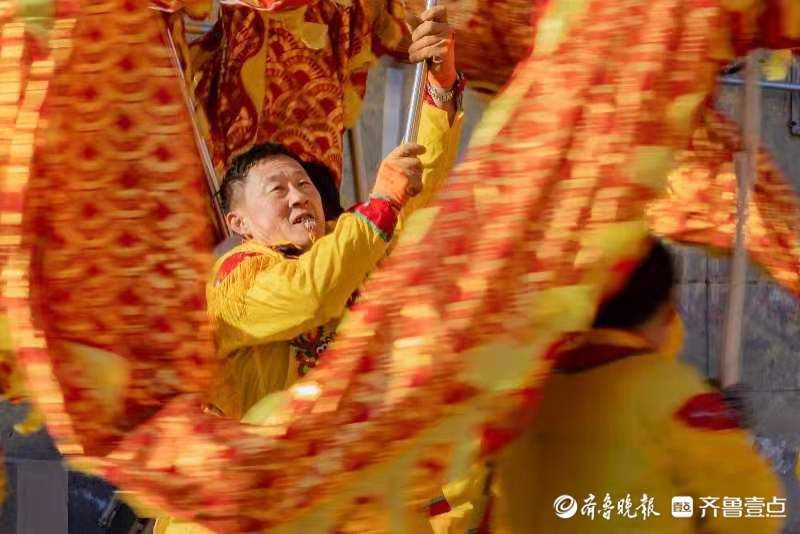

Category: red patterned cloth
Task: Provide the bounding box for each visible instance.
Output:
[187,0,408,184]
[405,0,800,302]
[408,0,543,93]
[409,0,800,94]
[14,1,215,455]
[649,106,800,297]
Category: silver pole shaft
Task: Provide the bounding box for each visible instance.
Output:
[719,76,800,92]
[402,0,437,144]
[720,53,761,388]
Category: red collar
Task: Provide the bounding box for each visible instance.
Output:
[554,329,651,373]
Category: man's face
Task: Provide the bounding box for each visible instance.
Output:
[227,155,326,250]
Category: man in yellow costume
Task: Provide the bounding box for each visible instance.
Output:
[206,6,464,421]
[496,240,783,533]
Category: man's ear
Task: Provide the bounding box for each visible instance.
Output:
[226,210,249,239]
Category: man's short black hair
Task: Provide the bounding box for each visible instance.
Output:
[592,240,677,329]
[218,142,343,221]
[302,161,344,220]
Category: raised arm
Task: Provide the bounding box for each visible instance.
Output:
[209,198,399,343]
[396,5,465,237]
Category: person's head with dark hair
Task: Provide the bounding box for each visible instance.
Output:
[593,239,678,346]
[220,143,342,250]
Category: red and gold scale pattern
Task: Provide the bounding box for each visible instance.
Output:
[406,0,541,94]
[403,0,800,296]
[187,0,408,184]
[6,1,215,456]
[649,106,800,297]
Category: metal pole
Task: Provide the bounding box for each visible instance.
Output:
[720,53,761,388]
[790,61,800,135]
[347,127,369,203]
[160,16,229,239]
[718,76,800,92]
[402,0,437,144]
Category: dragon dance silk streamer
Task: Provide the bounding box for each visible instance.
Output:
[0,0,77,435]
[0,0,799,532]
[401,0,800,299]
[406,0,539,94]
[181,0,408,184]
[0,0,82,509]
[405,0,798,93]
[2,1,216,456]
[401,0,800,297]
[649,106,800,298]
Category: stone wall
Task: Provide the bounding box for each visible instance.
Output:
[683,82,800,445]
[683,79,800,531]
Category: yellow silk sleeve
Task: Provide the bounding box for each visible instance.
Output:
[393,103,464,242]
[210,213,390,343]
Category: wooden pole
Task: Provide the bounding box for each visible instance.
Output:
[720,52,761,388]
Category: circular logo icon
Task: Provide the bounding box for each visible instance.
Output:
[553,495,578,519]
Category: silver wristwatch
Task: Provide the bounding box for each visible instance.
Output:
[425,71,464,109]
